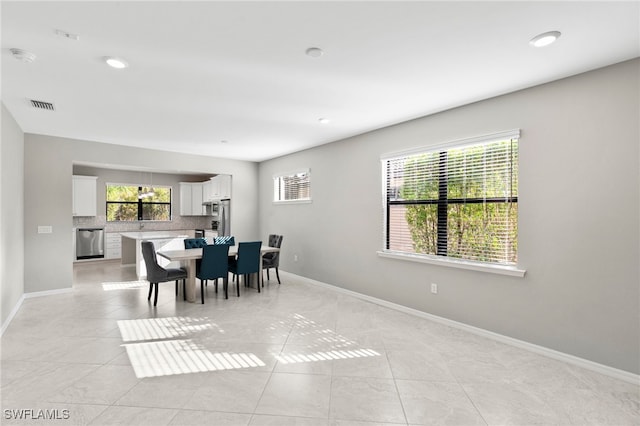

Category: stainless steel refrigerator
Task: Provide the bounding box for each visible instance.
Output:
[217,199,231,236]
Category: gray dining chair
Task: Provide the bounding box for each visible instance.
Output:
[141,241,188,306]
[262,234,283,285]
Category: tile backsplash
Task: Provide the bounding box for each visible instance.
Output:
[73,215,213,233]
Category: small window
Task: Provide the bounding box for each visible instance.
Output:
[382,130,519,265]
[106,184,172,221]
[273,169,311,203]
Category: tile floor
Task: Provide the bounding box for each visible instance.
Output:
[1,261,638,425]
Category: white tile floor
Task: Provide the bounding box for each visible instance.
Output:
[1,261,638,425]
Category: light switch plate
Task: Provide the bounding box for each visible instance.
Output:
[37,226,53,234]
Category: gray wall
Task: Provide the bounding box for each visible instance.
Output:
[1,104,25,326]
[258,59,640,374]
[24,135,259,294]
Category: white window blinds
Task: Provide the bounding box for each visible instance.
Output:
[273,169,311,202]
[383,131,519,265]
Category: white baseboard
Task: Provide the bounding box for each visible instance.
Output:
[1,287,73,336]
[23,287,73,299]
[284,271,640,385]
[0,294,25,336]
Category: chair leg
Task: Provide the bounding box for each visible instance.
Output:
[236,277,240,297]
[201,280,205,304]
[215,278,218,293]
[224,277,228,299]
[183,280,186,301]
[257,273,261,293]
[148,282,153,300]
[267,268,270,281]
[175,281,178,296]
[276,268,281,284]
[153,283,159,306]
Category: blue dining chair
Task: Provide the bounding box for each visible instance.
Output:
[214,236,236,264]
[184,238,208,249]
[214,236,235,246]
[228,241,262,296]
[184,238,209,293]
[196,244,230,302]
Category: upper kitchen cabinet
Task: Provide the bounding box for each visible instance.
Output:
[72,175,97,216]
[179,182,204,216]
[204,174,231,201]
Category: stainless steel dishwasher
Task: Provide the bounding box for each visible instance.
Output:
[76,228,105,259]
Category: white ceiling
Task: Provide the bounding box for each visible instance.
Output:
[2,1,639,162]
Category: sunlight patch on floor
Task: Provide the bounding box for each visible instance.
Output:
[117,317,218,342]
[276,348,380,364]
[278,313,381,364]
[123,339,266,378]
[102,280,148,291]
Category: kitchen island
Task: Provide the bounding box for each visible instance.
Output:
[120,231,190,279]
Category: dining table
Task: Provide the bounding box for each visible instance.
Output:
[157,245,280,303]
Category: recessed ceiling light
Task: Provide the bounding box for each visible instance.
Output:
[306,47,324,58]
[104,56,129,69]
[529,31,561,48]
[221,140,229,144]
[10,48,36,63]
[318,117,330,124]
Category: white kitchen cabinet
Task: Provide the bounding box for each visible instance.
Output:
[191,183,204,215]
[209,174,231,200]
[202,180,212,203]
[72,175,97,216]
[183,177,230,213]
[179,183,192,216]
[105,233,121,259]
[179,182,205,216]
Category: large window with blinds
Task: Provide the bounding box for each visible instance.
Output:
[273,169,311,203]
[382,131,519,265]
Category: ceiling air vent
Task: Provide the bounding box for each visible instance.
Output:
[30,99,55,111]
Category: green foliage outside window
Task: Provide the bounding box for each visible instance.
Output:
[106,185,171,221]
[388,139,518,265]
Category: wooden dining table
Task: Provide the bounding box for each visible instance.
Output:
[157,245,280,303]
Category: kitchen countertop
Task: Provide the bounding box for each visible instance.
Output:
[120,231,190,240]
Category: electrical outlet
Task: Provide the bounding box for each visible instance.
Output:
[294,254,298,262]
[430,283,438,294]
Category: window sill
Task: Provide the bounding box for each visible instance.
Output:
[377,250,526,277]
[273,199,312,205]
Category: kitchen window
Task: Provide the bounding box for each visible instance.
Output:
[381,130,519,268]
[273,169,311,203]
[106,184,172,221]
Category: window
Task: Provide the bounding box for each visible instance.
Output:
[382,130,519,266]
[273,169,311,203]
[106,184,172,221]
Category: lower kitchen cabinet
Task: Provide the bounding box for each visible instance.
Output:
[105,233,122,259]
